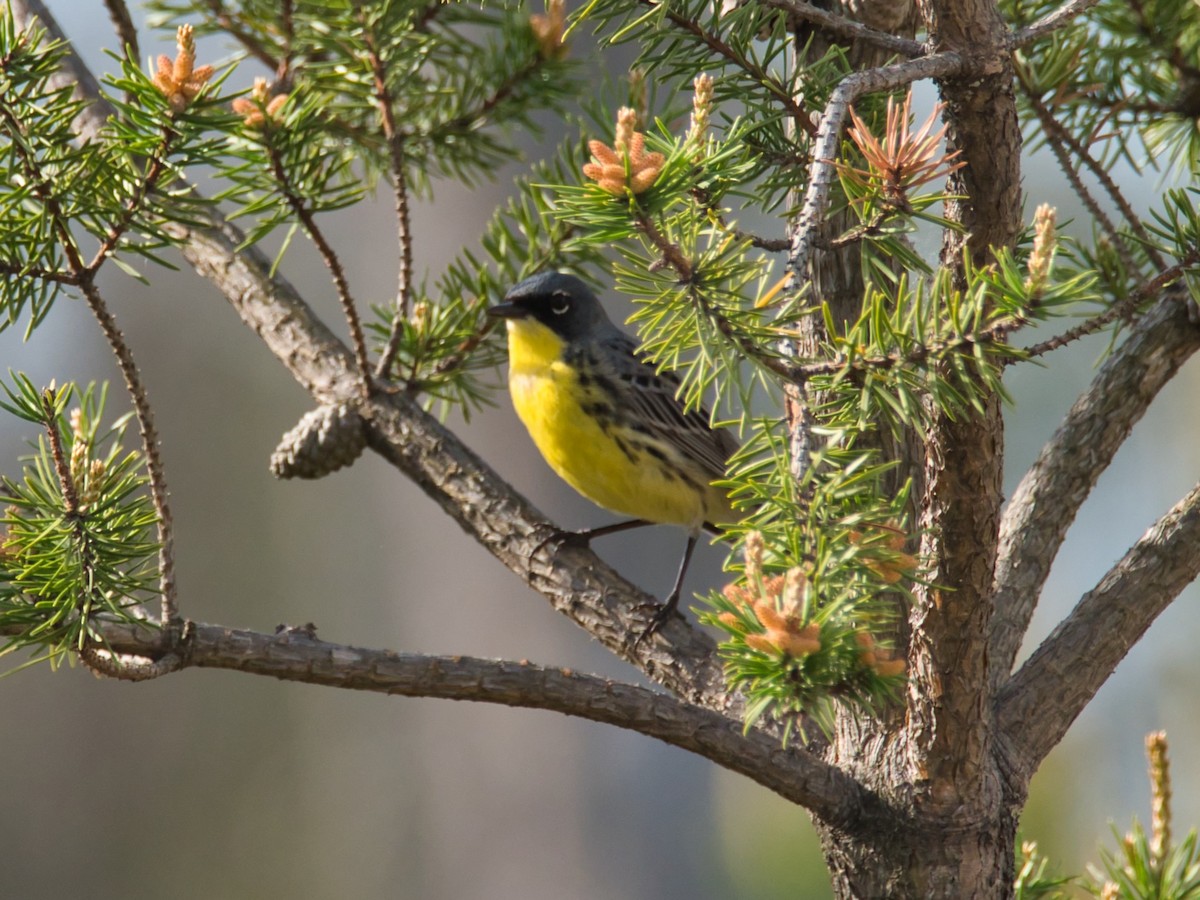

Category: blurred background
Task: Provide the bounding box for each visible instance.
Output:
[0,4,1197,898]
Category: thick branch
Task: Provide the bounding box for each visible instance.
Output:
[15,0,728,708]
[86,617,875,825]
[167,211,735,713]
[998,482,1200,772]
[12,0,110,142]
[989,290,1200,688]
[1009,0,1100,49]
[787,52,963,283]
[759,0,924,57]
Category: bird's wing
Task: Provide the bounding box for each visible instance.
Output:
[585,332,738,479]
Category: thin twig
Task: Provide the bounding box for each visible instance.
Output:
[0,261,78,283]
[102,0,138,62]
[787,52,964,284]
[758,0,924,58]
[363,18,416,381]
[1008,0,1101,49]
[40,391,79,515]
[740,231,791,252]
[1023,87,1166,272]
[79,280,178,623]
[201,0,280,71]
[636,213,693,281]
[827,206,898,249]
[1021,255,1199,358]
[643,0,818,138]
[263,138,374,392]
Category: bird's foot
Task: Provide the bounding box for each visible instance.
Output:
[531,519,650,559]
[631,596,682,651]
[531,527,591,559]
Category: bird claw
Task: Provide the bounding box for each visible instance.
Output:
[631,599,680,650]
[531,528,591,559]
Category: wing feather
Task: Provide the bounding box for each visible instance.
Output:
[581,332,738,479]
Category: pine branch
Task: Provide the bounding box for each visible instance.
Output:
[102,0,138,61]
[75,616,876,825]
[166,209,735,713]
[1021,257,1199,359]
[988,288,1200,689]
[85,134,173,274]
[414,54,549,144]
[1009,0,1101,49]
[758,0,924,57]
[0,21,178,622]
[787,52,963,286]
[997,481,1200,773]
[1022,86,1166,274]
[364,14,416,381]
[633,212,803,382]
[644,0,818,138]
[263,136,374,392]
[200,0,280,71]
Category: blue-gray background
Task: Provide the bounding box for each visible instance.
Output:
[0,6,1197,898]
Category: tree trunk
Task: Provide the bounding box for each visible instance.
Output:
[815,805,1019,898]
[790,3,1022,896]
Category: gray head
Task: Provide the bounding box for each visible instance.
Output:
[489,271,616,342]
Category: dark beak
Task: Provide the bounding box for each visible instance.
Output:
[487,302,530,320]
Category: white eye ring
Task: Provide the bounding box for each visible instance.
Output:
[551,296,570,315]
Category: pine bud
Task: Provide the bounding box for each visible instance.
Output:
[152,24,215,112]
[1147,730,1172,864]
[1025,204,1057,297]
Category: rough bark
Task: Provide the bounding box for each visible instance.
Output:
[8,3,1200,899]
[794,1,1021,895]
[990,291,1200,690]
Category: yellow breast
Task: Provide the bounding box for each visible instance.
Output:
[504,319,729,530]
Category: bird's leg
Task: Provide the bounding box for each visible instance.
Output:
[634,531,698,648]
[531,518,649,558]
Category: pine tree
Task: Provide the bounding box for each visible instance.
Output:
[1,0,1198,896]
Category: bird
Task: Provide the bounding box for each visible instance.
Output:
[489,271,738,640]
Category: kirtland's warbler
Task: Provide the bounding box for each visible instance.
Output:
[489,271,737,635]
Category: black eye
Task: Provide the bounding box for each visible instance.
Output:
[551,292,570,315]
